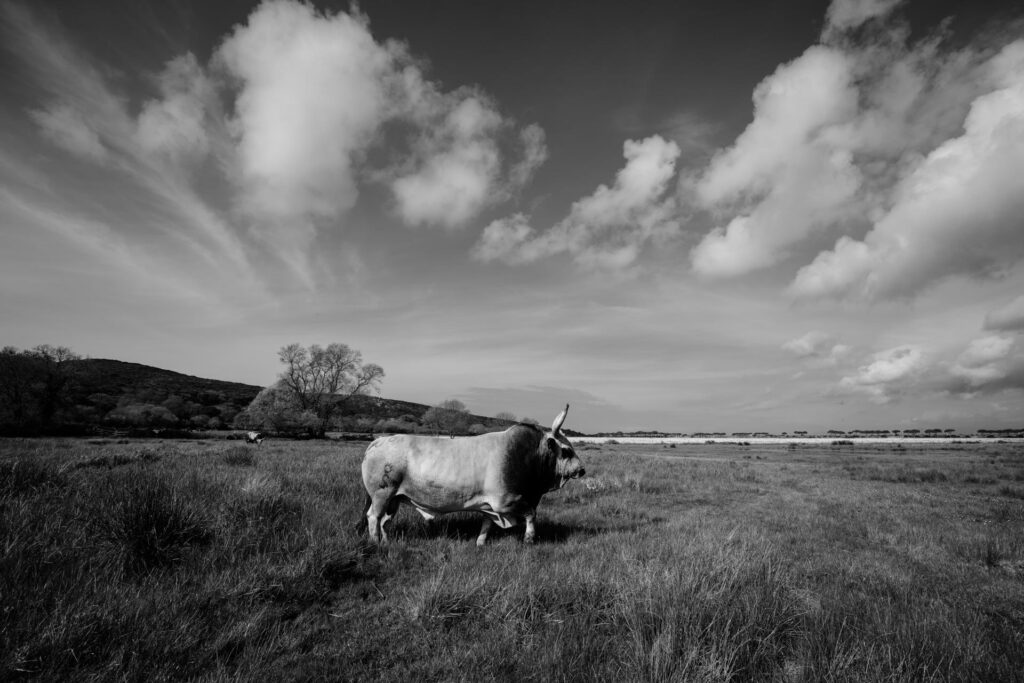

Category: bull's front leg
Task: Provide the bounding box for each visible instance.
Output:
[523,510,536,544]
[476,517,492,547]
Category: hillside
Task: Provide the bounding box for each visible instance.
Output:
[71,359,264,408]
[5,358,517,434]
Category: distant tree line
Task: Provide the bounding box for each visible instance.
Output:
[0,345,80,432]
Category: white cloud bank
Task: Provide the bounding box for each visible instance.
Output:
[686,0,1024,301]
[834,334,1024,405]
[475,0,1024,302]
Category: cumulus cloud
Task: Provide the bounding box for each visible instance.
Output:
[215,1,394,229]
[694,47,857,207]
[473,135,680,268]
[390,95,504,228]
[950,335,1016,386]
[783,331,852,367]
[838,345,927,403]
[791,40,1024,300]
[30,104,107,162]
[208,0,547,269]
[472,213,538,265]
[689,46,861,278]
[934,334,1024,397]
[985,295,1024,331]
[686,3,1024,300]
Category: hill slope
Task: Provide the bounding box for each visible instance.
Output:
[63,359,515,432]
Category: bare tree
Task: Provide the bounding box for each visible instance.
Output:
[422,399,471,435]
[276,343,384,436]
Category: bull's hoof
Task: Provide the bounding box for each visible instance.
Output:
[523,535,536,545]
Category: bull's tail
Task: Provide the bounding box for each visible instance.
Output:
[354,492,371,535]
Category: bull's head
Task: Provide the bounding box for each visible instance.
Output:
[545,404,585,487]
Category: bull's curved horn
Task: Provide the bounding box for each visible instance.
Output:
[552,404,569,433]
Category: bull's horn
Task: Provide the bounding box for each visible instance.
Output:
[552,404,569,433]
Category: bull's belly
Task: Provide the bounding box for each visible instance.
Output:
[399,487,526,529]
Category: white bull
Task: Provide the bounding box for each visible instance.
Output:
[361,404,585,546]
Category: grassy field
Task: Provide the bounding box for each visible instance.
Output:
[2,437,1023,681]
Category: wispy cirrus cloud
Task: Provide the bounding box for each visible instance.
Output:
[30,104,108,162]
[1,1,259,291]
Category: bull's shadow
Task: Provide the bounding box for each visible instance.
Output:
[389,511,656,544]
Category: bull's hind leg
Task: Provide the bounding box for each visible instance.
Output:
[379,497,402,543]
[366,489,397,544]
[476,517,492,547]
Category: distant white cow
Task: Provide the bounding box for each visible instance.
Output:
[361,404,585,546]
[245,431,264,445]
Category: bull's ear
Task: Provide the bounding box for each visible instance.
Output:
[545,437,561,457]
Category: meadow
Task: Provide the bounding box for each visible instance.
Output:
[2,436,1023,681]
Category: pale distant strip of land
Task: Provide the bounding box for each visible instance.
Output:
[578,436,1024,445]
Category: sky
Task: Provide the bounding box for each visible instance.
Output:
[2,0,1024,434]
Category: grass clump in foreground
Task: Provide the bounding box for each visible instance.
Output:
[1,438,1024,680]
[89,471,213,574]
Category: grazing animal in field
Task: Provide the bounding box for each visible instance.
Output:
[361,404,585,546]
[245,431,264,445]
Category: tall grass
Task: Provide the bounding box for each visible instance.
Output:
[1,439,1023,679]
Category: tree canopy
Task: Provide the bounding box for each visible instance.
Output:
[422,399,471,434]
[270,343,384,436]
